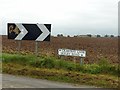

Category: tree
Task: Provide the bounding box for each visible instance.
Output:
[57,34,64,37]
[110,35,114,37]
[104,35,108,37]
[87,34,92,37]
[67,35,70,37]
[97,35,101,37]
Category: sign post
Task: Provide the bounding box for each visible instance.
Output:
[35,41,38,56]
[17,40,21,54]
[80,58,84,65]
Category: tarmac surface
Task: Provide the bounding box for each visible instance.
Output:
[2,74,95,88]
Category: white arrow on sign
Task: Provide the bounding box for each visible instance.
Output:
[15,23,28,40]
[36,24,50,41]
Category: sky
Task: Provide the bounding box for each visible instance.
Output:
[0,0,119,36]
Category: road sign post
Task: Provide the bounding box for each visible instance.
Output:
[80,58,84,65]
[35,41,38,56]
[73,57,76,63]
[17,40,21,54]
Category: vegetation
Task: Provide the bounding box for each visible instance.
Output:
[2,53,119,75]
[1,35,118,88]
[2,35,118,64]
[1,53,119,88]
[2,62,118,88]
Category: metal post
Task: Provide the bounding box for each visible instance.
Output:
[73,57,76,70]
[18,40,21,54]
[35,41,38,56]
[74,57,76,63]
[80,58,84,65]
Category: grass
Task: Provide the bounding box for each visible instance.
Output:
[2,53,119,75]
[2,53,119,88]
[2,62,118,88]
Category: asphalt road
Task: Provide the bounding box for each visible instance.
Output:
[2,74,96,88]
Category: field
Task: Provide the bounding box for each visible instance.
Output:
[2,35,118,64]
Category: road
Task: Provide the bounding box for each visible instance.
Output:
[2,74,96,88]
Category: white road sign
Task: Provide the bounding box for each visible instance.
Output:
[58,49,86,57]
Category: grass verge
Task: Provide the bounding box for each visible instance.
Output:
[2,53,119,75]
[2,63,118,88]
[2,53,119,88]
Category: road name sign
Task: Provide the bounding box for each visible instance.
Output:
[8,23,51,41]
[58,49,86,57]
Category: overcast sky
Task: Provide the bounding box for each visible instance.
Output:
[0,0,119,36]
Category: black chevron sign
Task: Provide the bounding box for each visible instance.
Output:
[8,23,51,41]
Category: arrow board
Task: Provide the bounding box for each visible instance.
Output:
[8,23,51,41]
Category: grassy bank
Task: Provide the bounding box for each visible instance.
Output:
[2,53,119,88]
[3,63,118,88]
[2,53,119,75]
